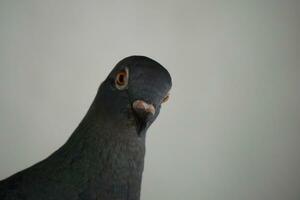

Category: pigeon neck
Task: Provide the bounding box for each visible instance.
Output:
[55,89,146,200]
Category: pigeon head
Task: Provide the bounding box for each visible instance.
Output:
[95,56,172,136]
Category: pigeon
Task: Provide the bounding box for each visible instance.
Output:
[0,55,172,200]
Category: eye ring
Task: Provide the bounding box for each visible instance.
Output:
[162,93,170,103]
[115,68,128,90]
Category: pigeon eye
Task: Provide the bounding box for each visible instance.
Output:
[115,69,128,90]
[162,93,170,103]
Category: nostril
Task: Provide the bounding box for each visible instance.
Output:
[132,100,156,115]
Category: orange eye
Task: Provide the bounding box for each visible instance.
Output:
[162,93,170,103]
[115,69,128,90]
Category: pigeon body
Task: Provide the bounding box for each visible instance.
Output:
[0,56,172,200]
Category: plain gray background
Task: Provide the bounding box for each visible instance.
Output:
[0,1,299,200]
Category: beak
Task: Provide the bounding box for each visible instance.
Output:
[132,100,156,116]
[132,100,155,136]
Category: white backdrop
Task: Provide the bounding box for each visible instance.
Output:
[0,1,299,200]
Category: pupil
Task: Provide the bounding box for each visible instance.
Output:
[118,74,124,83]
